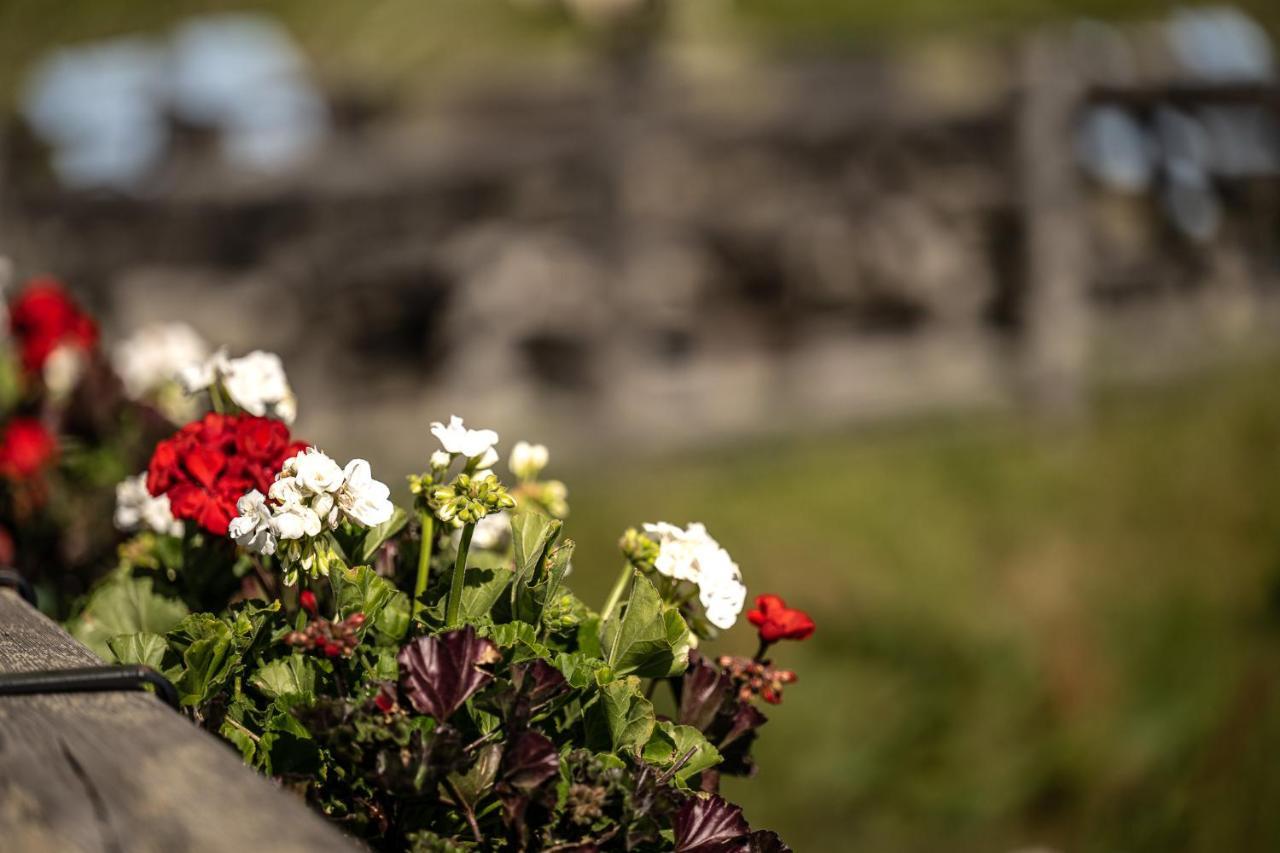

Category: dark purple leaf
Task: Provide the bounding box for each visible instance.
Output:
[721,701,767,750]
[503,730,560,792]
[747,830,791,852]
[398,626,499,720]
[674,795,751,853]
[512,658,568,706]
[679,651,733,732]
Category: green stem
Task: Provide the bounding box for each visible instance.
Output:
[413,509,434,621]
[208,383,227,414]
[600,563,634,622]
[444,522,474,628]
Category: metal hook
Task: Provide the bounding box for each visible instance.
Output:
[0,568,37,607]
[0,665,181,710]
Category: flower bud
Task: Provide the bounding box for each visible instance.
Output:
[300,590,318,615]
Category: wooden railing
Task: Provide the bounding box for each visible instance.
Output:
[0,589,357,852]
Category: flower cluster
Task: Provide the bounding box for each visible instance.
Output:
[180,348,297,424]
[640,521,747,630]
[146,413,308,536]
[229,448,394,583]
[8,278,97,375]
[747,594,816,644]
[718,655,799,705]
[0,418,57,480]
[430,471,516,527]
[114,472,182,536]
[285,592,367,658]
[111,322,208,420]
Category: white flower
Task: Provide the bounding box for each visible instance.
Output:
[114,473,183,537]
[470,511,511,551]
[221,350,296,424]
[228,490,276,555]
[179,348,296,424]
[643,521,712,583]
[338,458,394,527]
[178,347,229,394]
[43,344,86,399]
[695,547,747,630]
[643,521,747,629]
[268,476,304,505]
[287,448,345,494]
[111,322,208,400]
[430,450,452,469]
[509,441,550,480]
[270,502,323,540]
[431,415,499,460]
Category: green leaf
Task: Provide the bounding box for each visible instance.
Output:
[585,676,655,753]
[483,620,549,662]
[69,575,188,660]
[642,721,723,785]
[360,505,410,563]
[332,564,409,643]
[251,656,317,707]
[445,743,502,811]
[106,632,168,669]
[553,651,609,690]
[511,511,561,579]
[220,719,258,763]
[601,573,692,678]
[170,614,236,706]
[460,566,516,621]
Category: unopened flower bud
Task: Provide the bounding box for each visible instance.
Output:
[300,590,318,615]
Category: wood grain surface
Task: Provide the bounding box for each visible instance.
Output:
[0,590,358,852]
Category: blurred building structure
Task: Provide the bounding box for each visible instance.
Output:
[0,8,1277,465]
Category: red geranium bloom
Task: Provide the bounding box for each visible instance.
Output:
[0,418,58,479]
[747,594,816,644]
[8,278,98,373]
[146,412,307,536]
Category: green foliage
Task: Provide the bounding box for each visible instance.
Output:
[601,573,692,678]
[69,574,189,659]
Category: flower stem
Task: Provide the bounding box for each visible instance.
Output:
[600,563,633,622]
[413,509,434,621]
[753,637,771,663]
[444,522,474,628]
[208,383,227,414]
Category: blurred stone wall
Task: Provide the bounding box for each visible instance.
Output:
[1,18,1278,470]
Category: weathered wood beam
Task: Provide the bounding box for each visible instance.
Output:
[0,590,358,853]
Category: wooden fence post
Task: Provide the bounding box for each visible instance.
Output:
[1018,30,1090,419]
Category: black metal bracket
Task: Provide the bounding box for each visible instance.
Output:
[0,568,36,607]
[0,665,181,710]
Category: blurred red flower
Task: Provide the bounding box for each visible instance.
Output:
[0,418,57,480]
[747,594,816,644]
[8,278,98,373]
[147,412,307,536]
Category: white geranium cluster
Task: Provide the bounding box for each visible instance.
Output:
[229,448,394,583]
[431,415,498,466]
[111,322,209,400]
[643,521,747,630]
[509,441,549,481]
[114,473,183,537]
[180,348,297,424]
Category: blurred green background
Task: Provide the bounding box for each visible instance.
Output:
[564,358,1280,850]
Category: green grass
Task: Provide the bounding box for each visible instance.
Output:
[561,360,1280,851]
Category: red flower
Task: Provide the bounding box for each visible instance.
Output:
[747,594,816,644]
[299,590,318,615]
[0,419,57,479]
[146,412,307,536]
[9,278,98,373]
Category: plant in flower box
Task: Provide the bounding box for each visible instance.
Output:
[0,268,203,612]
[70,349,814,851]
